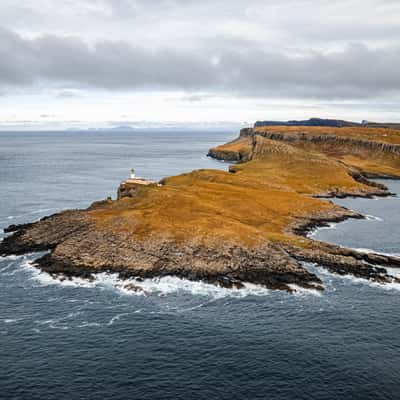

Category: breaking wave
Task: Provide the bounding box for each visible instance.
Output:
[17,258,274,298]
[316,267,400,292]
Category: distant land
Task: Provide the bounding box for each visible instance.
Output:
[0,121,246,132]
[254,117,400,130]
[85,123,245,132]
[109,125,136,131]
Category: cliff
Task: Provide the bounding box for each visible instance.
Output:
[2,125,400,292]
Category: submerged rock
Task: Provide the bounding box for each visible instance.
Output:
[122,283,147,294]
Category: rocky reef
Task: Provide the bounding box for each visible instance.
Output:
[2,125,400,292]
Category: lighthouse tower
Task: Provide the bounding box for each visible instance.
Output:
[118,168,158,199]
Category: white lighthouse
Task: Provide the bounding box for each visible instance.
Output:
[119,167,159,199]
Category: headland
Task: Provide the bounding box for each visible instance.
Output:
[2,122,400,292]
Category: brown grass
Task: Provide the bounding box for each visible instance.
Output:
[89,127,400,250]
[254,125,400,145]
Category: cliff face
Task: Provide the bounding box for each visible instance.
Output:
[229,126,400,178]
[2,125,400,292]
[241,126,400,155]
[207,137,253,161]
[117,179,157,200]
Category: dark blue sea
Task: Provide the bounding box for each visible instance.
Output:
[1,130,400,400]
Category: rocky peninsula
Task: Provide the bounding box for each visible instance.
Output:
[2,124,400,292]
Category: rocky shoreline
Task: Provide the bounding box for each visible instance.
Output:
[2,125,400,292]
[2,197,400,292]
[0,212,324,291]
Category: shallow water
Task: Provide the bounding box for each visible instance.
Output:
[310,180,400,256]
[1,130,400,400]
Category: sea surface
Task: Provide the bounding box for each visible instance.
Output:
[1,130,400,400]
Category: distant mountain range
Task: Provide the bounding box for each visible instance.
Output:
[254,118,400,129]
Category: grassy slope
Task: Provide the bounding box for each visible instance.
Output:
[89,127,400,250]
[253,126,400,177]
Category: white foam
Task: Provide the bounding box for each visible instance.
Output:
[25,261,97,288]
[3,318,22,324]
[0,254,25,261]
[353,248,400,258]
[317,267,400,292]
[48,324,70,330]
[365,215,383,222]
[34,311,84,330]
[309,214,382,239]
[21,260,273,299]
[0,255,35,276]
[385,268,400,279]
[366,278,400,291]
[287,284,322,297]
[2,208,57,223]
[122,276,271,299]
[369,195,400,201]
[320,222,339,230]
[0,263,16,274]
[34,318,70,330]
[308,222,338,237]
[35,318,57,326]
[14,255,400,298]
[77,322,101,328]
[353,247,379,254]
[1,268,21,277]
[108,313,130,325]
[105,310,144,326]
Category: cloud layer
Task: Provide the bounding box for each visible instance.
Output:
[0,27,399,99]
[0,0,400,126]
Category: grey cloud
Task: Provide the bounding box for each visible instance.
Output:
[56,90,82,98]
[180,94,218,102]
[1,1,400,50]
[0,28,399,99]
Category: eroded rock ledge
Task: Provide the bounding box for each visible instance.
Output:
[2,125,400,292]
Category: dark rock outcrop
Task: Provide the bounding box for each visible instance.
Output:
[254,118,400,130]
[255,118,361,128]
[207,148,243,162]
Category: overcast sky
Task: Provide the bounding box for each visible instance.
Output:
[0,0,399,128]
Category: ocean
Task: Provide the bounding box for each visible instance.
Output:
[1,130,400,400]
